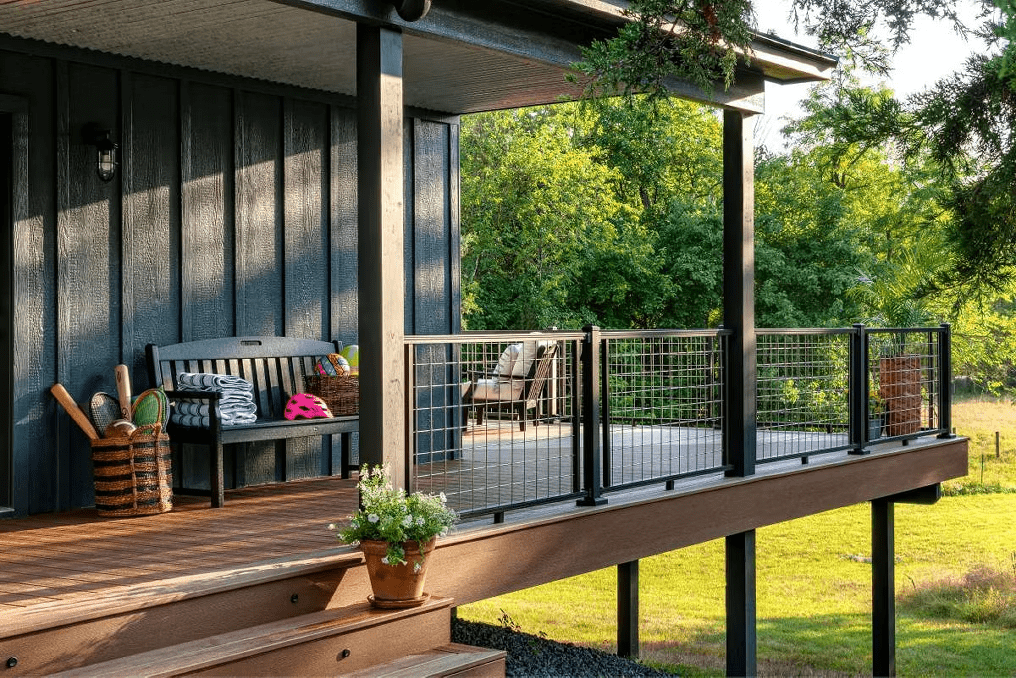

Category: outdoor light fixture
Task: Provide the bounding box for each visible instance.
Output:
[85,125,118,182]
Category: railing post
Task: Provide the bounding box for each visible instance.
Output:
[849,323,870,455]
[601,335,612,488]
[938,323,953,438]
[578,325,606,507]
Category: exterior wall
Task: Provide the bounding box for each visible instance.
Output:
[3,39,460,515]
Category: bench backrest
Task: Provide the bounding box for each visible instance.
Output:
[146,336,341,420]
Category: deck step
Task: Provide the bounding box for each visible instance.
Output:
[346,643,506,678]
[53,596,455,677]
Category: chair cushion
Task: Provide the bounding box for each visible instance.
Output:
[470,377,524,402]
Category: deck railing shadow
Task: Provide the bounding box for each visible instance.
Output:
[407,324,953,520]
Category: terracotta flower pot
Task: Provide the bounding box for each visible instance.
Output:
[360,537,436,608]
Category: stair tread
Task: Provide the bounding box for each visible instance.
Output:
[345,643,507,678]
[52,597,453,678]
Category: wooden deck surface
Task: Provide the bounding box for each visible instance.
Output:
[0,478,360,616]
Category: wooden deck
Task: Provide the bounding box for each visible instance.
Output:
[0,478,360,621]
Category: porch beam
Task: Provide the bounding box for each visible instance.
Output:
[357,23,406,486]
[872,497,895,677]
[617,560,639,659]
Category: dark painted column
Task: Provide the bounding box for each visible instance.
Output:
[357,24,407,486]
[726,531,756,676]
[617,560,639,659]
[872,497,896,677]
[723,109,757,677]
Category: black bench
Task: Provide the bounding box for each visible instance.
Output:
[146,336,359,507]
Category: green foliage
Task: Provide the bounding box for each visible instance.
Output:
[332,465,457,567]
[570,0,754,98]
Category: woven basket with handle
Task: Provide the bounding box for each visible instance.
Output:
[305,374,359,416]
[90,423,173,517]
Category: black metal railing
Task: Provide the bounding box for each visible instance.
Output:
[404,324,953,519]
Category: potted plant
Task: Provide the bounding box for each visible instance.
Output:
[331,465,457,608]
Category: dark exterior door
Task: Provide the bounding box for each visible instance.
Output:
[1,112,12,515]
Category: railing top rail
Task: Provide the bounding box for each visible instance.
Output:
[865,326,947,334]
[405,330,586,345]
[756,327,855,336]
[601,328,731,339]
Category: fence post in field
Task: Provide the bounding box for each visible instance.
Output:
[577,325,606,507]
[849,323,870,455]
[937,323,953,439]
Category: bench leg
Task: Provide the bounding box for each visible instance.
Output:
[341,432,353,479]
[211,442,225,508]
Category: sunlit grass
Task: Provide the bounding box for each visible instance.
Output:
[950,398,1016,492]
[459,494,1016,676]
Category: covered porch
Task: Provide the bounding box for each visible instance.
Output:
[0,0,966,675]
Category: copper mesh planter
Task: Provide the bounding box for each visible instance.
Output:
[878,355,922,437]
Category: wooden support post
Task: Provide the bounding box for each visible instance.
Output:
[617,560,639,659]
[722,109,757,678]
[357,24,406,487]
[726,530,756,677]
[722,109,756,479]
[872,497,896,677]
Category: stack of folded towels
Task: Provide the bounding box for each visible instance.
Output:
[172,372,258,427]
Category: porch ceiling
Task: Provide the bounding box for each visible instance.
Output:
[0,0,836,114]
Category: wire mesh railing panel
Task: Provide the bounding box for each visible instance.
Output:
[756,330,851,462]
[407,333,583,518]
[866,328,944,441]
[601,331,727,489]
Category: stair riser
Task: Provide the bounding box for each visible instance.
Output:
[2,569,347,674]
[188,606,450,676]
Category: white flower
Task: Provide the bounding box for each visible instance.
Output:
[439,527,448,537]
[381,556,389,565]
[439,492,447,502]
[327,523,337,531]
[413,562,422,573]
[402,514,413,527]
[416,516,425,526]
[367,513,379,523]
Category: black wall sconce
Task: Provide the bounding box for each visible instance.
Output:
[84,124,118,182]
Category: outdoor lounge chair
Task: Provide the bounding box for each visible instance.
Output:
[461,342,558,432]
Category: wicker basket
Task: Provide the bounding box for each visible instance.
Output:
[91,423,173,517]
[305,374,359,416]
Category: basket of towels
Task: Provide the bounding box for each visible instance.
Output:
[172,372,258,427]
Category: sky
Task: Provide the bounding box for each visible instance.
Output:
[751,0,990,150]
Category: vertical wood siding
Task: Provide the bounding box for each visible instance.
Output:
[3,43,460,514]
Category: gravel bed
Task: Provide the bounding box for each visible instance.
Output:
[451,619,674,677]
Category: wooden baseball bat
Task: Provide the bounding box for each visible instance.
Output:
[114,364,132,421]
[50,384,100,441]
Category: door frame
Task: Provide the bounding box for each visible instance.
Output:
[0,94,27,517]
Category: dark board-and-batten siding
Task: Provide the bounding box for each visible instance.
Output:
[3,38,460,515]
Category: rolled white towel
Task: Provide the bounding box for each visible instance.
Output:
[176,372,254,393]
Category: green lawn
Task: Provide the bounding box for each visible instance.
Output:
[459,400,1016,676]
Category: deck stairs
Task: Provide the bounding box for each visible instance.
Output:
[2,551,504,677]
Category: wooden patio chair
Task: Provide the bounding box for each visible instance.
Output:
[461,342,558,432]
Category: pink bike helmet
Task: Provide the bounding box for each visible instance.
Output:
[284,393,333,420]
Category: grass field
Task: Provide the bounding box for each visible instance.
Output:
[458,399,1016,676]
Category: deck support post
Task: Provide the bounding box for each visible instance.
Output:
[722,109,757,678]
[617,560,639,659]
[872,497,896,677]
[357,23,406,487]
[726,530,756,677]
